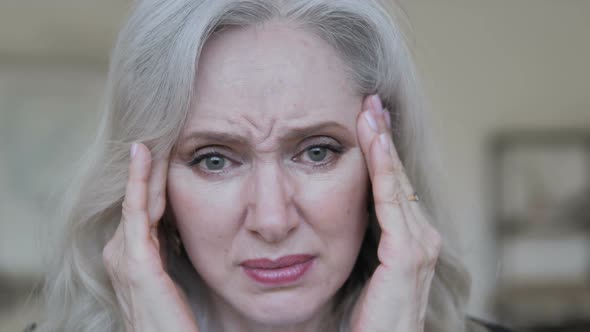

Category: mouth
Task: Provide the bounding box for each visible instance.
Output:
[240,254,315,286]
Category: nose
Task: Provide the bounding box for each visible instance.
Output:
[245,162,298,243]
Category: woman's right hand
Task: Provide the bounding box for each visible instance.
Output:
[102,143,200,332]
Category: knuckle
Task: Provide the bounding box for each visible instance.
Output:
[424,246,440,268]
[403,259,423,277]
[410,241,426,259]
[375,164,397,184]
[392,191,406,203]
[431,232,442,254]
[412,241,438,270]
[424,227,443,259]
[400,241,427,272]
[151,188,164,200]
[102,251,111,270]
[121,199,146,221]
[373,189,404,207]
[102,245,118,275]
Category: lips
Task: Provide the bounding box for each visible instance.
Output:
[240,254,315,286]
[241,254,314,269]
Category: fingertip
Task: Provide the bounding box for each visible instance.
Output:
[357,109,377,158]
[371,94,383,112]
[384,109,392,129]
[361,94,374,112]
[124,143,151,221]
[130,142,153,165]
[128,143,153,187]
[130,142,147,158]
[130,142,138,159]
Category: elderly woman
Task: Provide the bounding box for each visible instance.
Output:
[35,0,510,331]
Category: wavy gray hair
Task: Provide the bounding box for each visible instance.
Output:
[38,0,479,331]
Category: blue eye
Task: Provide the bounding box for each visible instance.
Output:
[297,143,345,167]
[188,152,233,172]
[203,155,225,170]
[306,146,329,162]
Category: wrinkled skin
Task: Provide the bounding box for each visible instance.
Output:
[102,21,440,332]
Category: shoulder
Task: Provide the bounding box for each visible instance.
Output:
[470,317,514,332]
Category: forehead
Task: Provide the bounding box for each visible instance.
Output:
[186,21,361,140]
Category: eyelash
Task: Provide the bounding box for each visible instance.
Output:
[186,150,238,175]
[186,143,345,175]
[292,143,345,168]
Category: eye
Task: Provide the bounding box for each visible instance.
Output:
[203,155,226,170]
[187,151,236,173]
[295,140,345,168]
[306,146,329,162]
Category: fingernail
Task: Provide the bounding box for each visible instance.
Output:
[363,111,378,131]
[371,94,384,113]
[379,133,390,153]
[130,143,138,159]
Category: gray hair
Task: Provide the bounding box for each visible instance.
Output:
[38,1,476,331]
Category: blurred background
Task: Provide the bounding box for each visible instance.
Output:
[1,1,589,331]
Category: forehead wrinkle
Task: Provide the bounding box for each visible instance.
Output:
[240,114,276,145]
[258,118,276,146]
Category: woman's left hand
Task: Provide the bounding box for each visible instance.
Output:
[350,95,442,332]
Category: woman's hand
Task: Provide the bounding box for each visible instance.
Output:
[351,95,441,332]
[102,143,199,332]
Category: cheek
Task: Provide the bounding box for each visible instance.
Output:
[166,165,243,262]
[297,153,369,240]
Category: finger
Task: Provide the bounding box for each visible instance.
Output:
[370,102,422,218]
[147,151,170,225]
[370,94,390,134]
[367,129,412,241]
[358,95,412,239]
[387,135,416,199]
[358,95,437,252]
[399,197,442,260]
[370,94,389,135]
[357,95,393,178]
[103,221,126,275]
[122,142,152,241]
[383,136,440,256]
[356,96,380,179]
[409,207,442,260]
[384,139,441,257]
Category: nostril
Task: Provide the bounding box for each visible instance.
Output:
[244,164,298,242]
[245,204,297,243]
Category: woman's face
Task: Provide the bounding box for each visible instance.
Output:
[168,22,369,328]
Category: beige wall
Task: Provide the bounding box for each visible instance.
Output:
[398,0,590,318]
[1,0,589,326]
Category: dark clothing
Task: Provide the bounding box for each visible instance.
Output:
[473,317,514,332]
[25,319,512,331]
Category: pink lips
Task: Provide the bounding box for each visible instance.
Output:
[240,254,315,286]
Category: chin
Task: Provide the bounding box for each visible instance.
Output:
[243,305,321,327]
[233,290,332,326]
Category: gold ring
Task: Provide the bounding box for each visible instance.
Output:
[407,193,420,202]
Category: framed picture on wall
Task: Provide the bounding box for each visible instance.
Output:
[490,129,590,235]
[489,129,590,330]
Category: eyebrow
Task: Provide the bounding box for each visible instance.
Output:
[180,121,352,146]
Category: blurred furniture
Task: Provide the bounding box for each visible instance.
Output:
[489,129,590,331]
